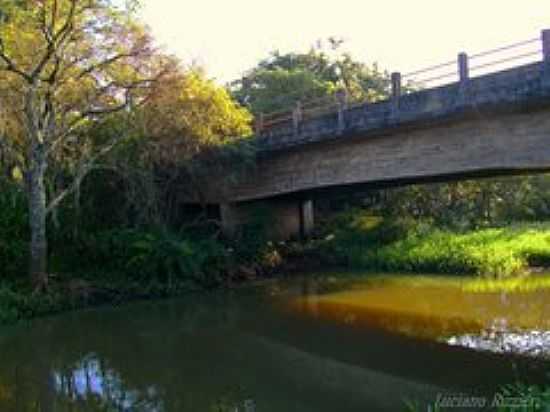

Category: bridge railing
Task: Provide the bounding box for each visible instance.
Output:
[255,92,345,132]
[254,29,550,136]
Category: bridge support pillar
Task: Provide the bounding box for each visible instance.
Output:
[219,202,240,238]
[301,199,315,237]
[220,199,314,240]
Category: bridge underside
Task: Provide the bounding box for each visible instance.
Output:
[213,105,550,239]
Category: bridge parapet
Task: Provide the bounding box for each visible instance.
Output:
[255,30,550,152]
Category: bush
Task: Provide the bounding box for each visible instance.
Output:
[318,209,550,277]
[371,224,550,277]
[75,229,228,288]
[0,282,68,323]
[317,209,421,267]
[0,178,28,278]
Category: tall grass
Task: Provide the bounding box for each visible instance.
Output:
[319,211,550,277]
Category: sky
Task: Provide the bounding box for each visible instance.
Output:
[140,0,550,84]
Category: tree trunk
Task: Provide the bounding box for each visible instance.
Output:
[28,144,48,281]
[24,83,50,287]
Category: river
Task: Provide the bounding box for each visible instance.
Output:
[0,273,549,411]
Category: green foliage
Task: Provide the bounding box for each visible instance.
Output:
[377,175,550,230]
[317,209,420,266]
[0,282,66,324]
[79,229,227,288]
[229,205,272,264]
[234,68,335,115]
[0,178,27,277]
[371,223,550,277]
[231,41,390,115]
[319,209,550,277]
[0,284,24,323]
[495,383,550,412]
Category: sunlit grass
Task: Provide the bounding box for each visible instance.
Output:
[321,216,550,278]
[460,274,550,293]
[375,223,550,277]
[341,272,550,293]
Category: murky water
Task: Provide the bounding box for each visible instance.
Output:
[1,274,550,411]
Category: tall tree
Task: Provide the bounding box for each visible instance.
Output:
[96,69,253,227]
[0,0,171,285]
[230,39,391,115]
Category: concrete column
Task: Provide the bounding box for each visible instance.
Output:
[542,29,550,62]
[220,202,239,237]
[458,52,469,84]
[542,30,550,83]
[292,101,302,136]
[336,89,348,133]
[300,200,315,237]
[457,52,469,103]
[391,72,401,115]
[254,113,265,135]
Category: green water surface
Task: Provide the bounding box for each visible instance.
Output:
[1,273,549,411]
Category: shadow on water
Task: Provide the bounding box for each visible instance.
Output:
[0,274,549,411]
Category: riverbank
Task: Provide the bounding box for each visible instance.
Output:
[312,213,550,277]
[3,213,550,326]
[0,275,191,325]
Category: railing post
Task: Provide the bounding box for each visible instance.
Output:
[458,52,469,84]
[542,29,550,62]
[336,89,348,133]
[255,113,264,135]
[292,101,302,136]
[391,72,401,114]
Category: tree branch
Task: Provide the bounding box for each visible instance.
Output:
[0,38,32,82]
[31,0,77,80]
[77,51,144,80]
[46,135,125,215]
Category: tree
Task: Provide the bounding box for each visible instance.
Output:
[230,39,391,115]
[0,0,171,284]
[97,69,253,227]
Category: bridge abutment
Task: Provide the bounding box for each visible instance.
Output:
[220,199,314,240]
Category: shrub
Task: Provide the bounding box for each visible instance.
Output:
[75,229,227,288]
[0,178,28,278]
[317,209,550,277]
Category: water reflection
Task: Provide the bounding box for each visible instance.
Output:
[288,275,550,343]
[54,354,163,411]
[448,329,550,358]
[0,275,548,412]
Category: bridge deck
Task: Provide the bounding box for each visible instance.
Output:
[256,62,550,153]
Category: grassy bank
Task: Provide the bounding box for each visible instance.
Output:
[316,211,550,277]
[0,225,282,325]
[4,207,550,325]
[368,224,550,277]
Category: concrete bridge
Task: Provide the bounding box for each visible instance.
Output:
[212,30,550,239]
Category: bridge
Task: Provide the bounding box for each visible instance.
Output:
[211,30,550,239]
